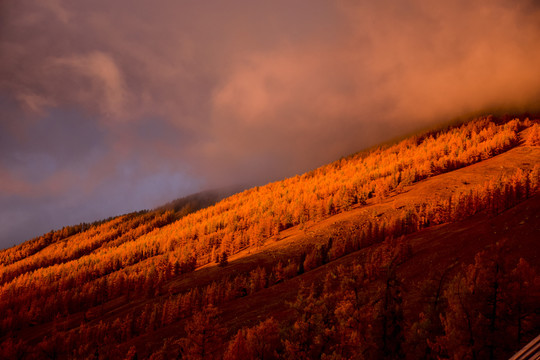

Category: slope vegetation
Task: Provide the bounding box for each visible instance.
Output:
[0,115,539,359]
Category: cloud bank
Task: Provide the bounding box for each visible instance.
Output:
[1,0,540,247]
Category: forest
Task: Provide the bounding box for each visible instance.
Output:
[0,115,539,359]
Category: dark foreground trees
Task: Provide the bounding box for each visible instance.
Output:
[432,242,540,359]
[215,239,538,360]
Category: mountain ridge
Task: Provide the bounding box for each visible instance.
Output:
[1,115,539,359]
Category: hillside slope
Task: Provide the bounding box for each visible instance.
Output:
[0,115,539,359]
[126,143,540,358]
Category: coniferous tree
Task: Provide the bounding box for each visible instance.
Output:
[179,305,224,360]
[219,251,228,267]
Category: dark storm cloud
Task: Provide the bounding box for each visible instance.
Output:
[1,0,540,247]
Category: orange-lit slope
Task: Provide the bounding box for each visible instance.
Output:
[0,116,539,359]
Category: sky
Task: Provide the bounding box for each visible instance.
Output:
[1,0,540,248]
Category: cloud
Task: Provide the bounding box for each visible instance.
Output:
[337,0,540,120]
[1,0,540,247]
[213,0,540,130]
[14,92,55,115]
[46,52,128,119]
[205,0,540,185]
[37,0,72,24]
[4,50,128,118]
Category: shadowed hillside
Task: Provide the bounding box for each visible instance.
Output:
[0,115,539,359]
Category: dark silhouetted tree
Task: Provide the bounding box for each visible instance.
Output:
[219,251,228,267]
